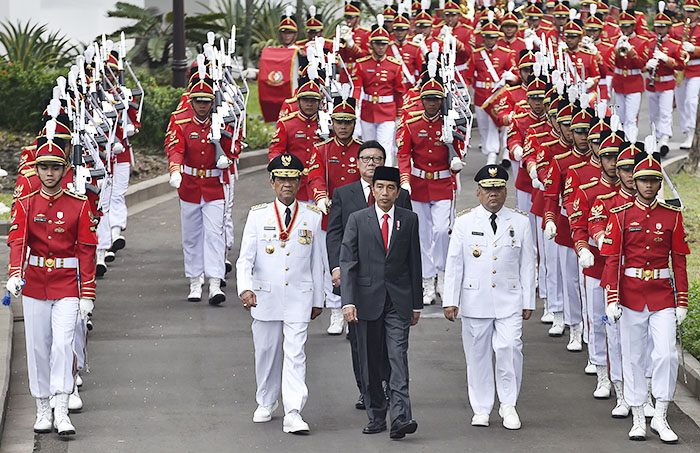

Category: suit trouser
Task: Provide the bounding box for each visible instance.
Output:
[413,199,452,279]
[347,313,390,394]
[647,89,674,139]
[109,161,130,231]
[96,178,113,250]
[584,276,606,366]
[462,313,523,415]
[616,92,642,143]
[180,198,226,279]
[356,296,412,427]
[619,306,677,405]
[252,319,309,414]
[318,230,341,308]
[475,107,501,156]
[360,120,397,167]
[73,316,88,372]
[674,76,700,134]
[223,179,235,250]
[558,244,582,325]
[23,296,79,398]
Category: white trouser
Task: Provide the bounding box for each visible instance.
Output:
[674,76,700,134]
[252,319,309,415]
[604,289,623,382]
[23,296,79,398]
[619,306,677,405]
[73,316,88,372]
[96,178,113,250]
[616,92,642,143]
[462,314,523,415]
[109,162,130,231]
[515,189,531,214]
[318,230,341,309]
[180,198,226,279]
[543,230,564,312]
[475,106,501,156]
[511,157,519,181]
[646,89,674,140]
[584,276,606,365]
[579,266,588,342]
[534,215,548,300]
[558,244,582,326]
[412,199,453,278]
[360,120,397,166]
[223,179,235,250]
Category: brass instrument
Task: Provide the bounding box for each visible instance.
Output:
[649,35,663,88]
[676,17,691,86]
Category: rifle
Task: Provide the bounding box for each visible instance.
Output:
[439,35,468,164]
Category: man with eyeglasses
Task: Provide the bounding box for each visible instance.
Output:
[326,141,411,411]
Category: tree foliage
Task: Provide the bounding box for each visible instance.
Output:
[0,20,79,71]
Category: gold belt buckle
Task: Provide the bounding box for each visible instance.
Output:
[643,269,653,281]
[425,171,434,180]
[197,169,206,178]
[372,95,378,104]
[622,69,628,77]
[485,82,491,89]
[45,258,55,268]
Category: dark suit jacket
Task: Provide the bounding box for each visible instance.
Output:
[326,180,412,272]
[340,206,423,321]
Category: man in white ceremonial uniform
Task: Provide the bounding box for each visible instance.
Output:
[236,153,324,434]
[443,164,536,430]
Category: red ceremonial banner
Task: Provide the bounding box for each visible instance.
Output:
[258,47,298,123]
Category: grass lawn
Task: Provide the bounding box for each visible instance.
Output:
[0,192,11,220]
[246,81,262,117]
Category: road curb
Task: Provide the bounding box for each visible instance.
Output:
[0,306,12,439]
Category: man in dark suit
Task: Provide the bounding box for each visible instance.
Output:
[340,166,422,440]
[326,141,411,410]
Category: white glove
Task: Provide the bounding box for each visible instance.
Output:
[112,142,125,154]
[5,276,22,297]
[241,68,259,80]
[615,36,627,51]
[597,235,604,250]
[79,298,94,320]
[401,182,412,195]
[645,59,659,71]
[528,167,538,180]
[502,70,518,83]
[653,49,669,63]
[585,78,595,91]
[411,34,425,45]
[622,41,633,53]
[419,41,429,55]
[450,156,464,172]
[512,145,524,161]
[169,172,182,189]
[216,154,231,169]
[544,221,557,240]
[682,42,695,53]
[578,248,595,269]
[676,307,688,325]
[343,32,355,47]
[606,302,622,323]
[524,29,541,47]
[316,198,329,215]
[126,123,137,137]
[531,178,544,190]
[438,25,449,39]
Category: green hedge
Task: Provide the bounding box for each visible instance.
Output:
[681,281,700,360]
[129,79,185,151]
[0,63,64,132]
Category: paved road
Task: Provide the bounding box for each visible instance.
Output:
[2,106,698,452]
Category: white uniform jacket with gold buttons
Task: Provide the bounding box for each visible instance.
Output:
[442,204,536,318]
[236,200,324,323]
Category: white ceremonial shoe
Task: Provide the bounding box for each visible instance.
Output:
[540,310,554,324]
[283,411,310,434]
[53,393,76,437]
[327,308,345,335]
[680,130,694,149]
[33,398,52,434]
[436,270,446,298]
[110,226,126,252]
[96,249,107,277]
[104,250,116,263]
[593,365,611,399]
[422,277,436,305]
[252,400,279,423]
[584,360,596,375]
[75,373,83,388]
[187,276,203,302]
[68,383,82,412]
[650,401,678,443]
[487,153,498,165]
[629,406,646,441]
[471,414,490,427]
[208,278,226,305]
[499,404,521,430]
[612,381,630,418]
[567,323,583,351]
[644,378,655,418]
[548,312,565,336]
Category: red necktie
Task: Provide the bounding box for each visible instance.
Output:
[367,188,375,206]
[382,213,389,253]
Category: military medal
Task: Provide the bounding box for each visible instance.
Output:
[510,226,515,247]
[273,201,299,246]
[473,248,481,257]
[265,244,275,254]
[298,229,313,244]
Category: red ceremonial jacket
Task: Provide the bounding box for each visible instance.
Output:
[611,33,652,94]
[352,54,404,122]
[466,45,517,106]
[645,35,686,92]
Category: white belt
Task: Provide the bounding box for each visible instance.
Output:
[688,58,700,66]
[598,79,608,86]
[360,93,394,104]
[624,267,670,280]
[410,167,452,180]
[28,255,78,269]
[475,81,496,89]
[455,63,468,71]
[182,165,222,178]
[652,75,675,82]
[614,68,642,76]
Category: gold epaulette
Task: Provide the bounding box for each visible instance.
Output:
[513,112,528,118]
[610,202,633,213]
[507,85,521,92]
[597,192,617,200]
[174,118,191,124]
[22,145,37,151]
[569,161,586,170]
[580,47,596,55]
[306,204,322,214]
[356,55,372,63]
[172,107,188,115]
[659,201,682,212]
[473,46,485,52]
[554,150,572,160]
[64,189,87,200]
[357,26,370,32]
[278,112,298,122]
[514,208,529,216]
[316,138,333,146]
[497,46,514,53]
[250,203,269,211]
[668,37,682,45]
[579,180,598,190]
[457,208,472,217]
[406,113,424,124]
[408,110,423,117]
[533,131,549,138]
[543,139,559,146]
[532,120,546,128]
[386,56,402,65]
[18,189,39,201]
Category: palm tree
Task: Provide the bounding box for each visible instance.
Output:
[0,20,78,71]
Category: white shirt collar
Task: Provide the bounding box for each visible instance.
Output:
[375,203,395,221]
[275,198,297,213]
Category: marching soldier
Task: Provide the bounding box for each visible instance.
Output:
[390,12,424,93]
[7,126,98,437]
[551,0,572,46]
[279,8,300,49]
[601,149,690,443]
[584,11,616,101]
[524,1,555,45]
[397,69,464,305]
[339,1,371,86]
[672,0,700,149]
[166,74,234,304]
[236,154,324,434]
[596,0,622,43]
[444,0,475,79]
[500,3,528,60]
[296,6,333,50]
[383,4,397,34]
[562,18,601,93]
[443,164,536,430]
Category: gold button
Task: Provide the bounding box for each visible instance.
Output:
[428,163,432,167]
[49,252,53,256]
[492,283,496,288]
[494,256,498,260]
[647,215,650,218]
[48,236,52,240]
[494,244,497,247]
[492,270,497,274]
[47,268,52,273]
[285,267,289,271]
[49,220,52,224]
[646,246,650,250]
[646,230,649,233]
[428,150,432,153]
[49,203,53,207]
[341,177,345,181]
[285,282,289,286]
[287,252,290,256]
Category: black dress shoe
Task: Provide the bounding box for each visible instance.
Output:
[362,421,387,434]
[355,394,365,410]
[390,419,418,439]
